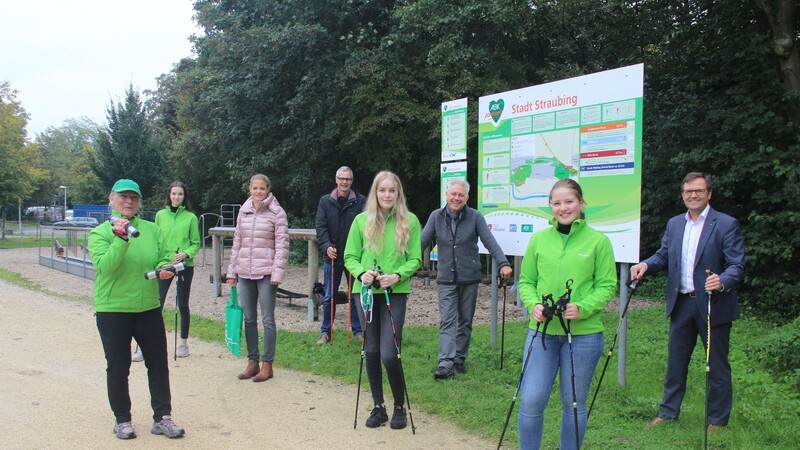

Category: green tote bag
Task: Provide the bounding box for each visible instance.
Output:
[225,286,243,358]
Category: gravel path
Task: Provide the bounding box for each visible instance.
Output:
[0,247,497,449]
[0,247,527,334]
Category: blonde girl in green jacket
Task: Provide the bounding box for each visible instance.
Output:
[345,171,421,431]
[154,181,201,358]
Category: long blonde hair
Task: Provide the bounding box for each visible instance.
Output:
[364,171,411,254]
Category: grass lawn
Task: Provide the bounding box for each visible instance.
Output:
[2,265,797,448]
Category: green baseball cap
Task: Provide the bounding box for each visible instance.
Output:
[111,179,142,196]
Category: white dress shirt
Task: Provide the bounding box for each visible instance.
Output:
[679,204,710,294]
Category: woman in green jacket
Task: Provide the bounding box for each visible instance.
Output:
[345,171,422,431]
[89,179,185,440]
[154,181,201,358]
[516,179,617,450]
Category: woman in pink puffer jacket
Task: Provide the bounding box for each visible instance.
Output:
[226,174,290,383]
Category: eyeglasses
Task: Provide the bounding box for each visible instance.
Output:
[336,177,352,182]
[681,189,707,196]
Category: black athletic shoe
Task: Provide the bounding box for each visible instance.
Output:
[365,405,388,428]
[454,362,466,374]
[390,405,407,430]
[433,366,455,380]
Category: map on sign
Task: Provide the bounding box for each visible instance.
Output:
[509,128,580,206]
[477,64,644,262]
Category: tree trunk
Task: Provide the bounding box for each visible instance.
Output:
[757,0,800,120]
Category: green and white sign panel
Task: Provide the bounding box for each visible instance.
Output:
[440,161,468,206]
[478,64,644,262]
[441,98,468,162]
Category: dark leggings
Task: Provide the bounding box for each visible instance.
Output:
[355,292,407,407]
[96,308,172,423]
[158,266,194,340]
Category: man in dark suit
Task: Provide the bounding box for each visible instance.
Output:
[631,172,745,431]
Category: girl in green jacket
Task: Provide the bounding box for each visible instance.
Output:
[517,179,617,450]
[345,171,422,431]
[154,181,201,358]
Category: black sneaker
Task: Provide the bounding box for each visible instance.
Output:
[433,366,455,380]
[390,405,407,430]
[454,362,466,374]
[365,405,388,428]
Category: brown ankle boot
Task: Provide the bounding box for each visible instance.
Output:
[252,362,273,382]
[238,359,259,380]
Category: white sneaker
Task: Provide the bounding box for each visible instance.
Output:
[132,348,143,362]
[176,344,189,358]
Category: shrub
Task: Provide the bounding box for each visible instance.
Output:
[750,317,800,390]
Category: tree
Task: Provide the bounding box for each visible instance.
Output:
[0,81,44,206]
[91,85,167,203]
[757,0,800,120]
[34,118,104,205]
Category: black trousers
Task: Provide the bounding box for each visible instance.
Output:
[96,307,172,423]
[158,266,194,339]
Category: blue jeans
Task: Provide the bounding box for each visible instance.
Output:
[518,330,604,450]
[320,261,362,336]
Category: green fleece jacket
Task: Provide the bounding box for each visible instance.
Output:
[344,210,422,294]
[89,214,172,313]
[518,218,617,336]
[155,206,201,267]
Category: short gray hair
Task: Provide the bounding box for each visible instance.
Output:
[447,179,470,194]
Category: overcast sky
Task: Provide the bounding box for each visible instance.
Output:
[0,0,201,138]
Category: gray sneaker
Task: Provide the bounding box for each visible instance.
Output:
[132,348,143,362]
[113,421,136,439]
[176,344,189,358]
[151,415,185,438]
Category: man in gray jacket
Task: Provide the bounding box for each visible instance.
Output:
[421,180,512,379]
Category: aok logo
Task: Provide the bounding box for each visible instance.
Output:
[485,99,504,124]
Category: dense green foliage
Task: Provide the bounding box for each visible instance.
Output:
[34,118,106,205]
[751,317,800,390]
[0,82,44,206]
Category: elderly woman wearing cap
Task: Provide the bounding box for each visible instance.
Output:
[89,179,186,440]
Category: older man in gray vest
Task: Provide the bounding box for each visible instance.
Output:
[421,180,512,379]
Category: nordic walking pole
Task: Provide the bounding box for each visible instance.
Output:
[330,256,335,344]
[498,321,541,450]
[500,276,507,370]
[354,282,374,429]
[353,294,369,429]
[565,318,580,449]
[555,280,579,449]
[382,288,416,434]
[704,270,714,450]
[587,280,638,420]
[174,248,180,361]
[347,273,352,345]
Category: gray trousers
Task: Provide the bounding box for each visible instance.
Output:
[437,283,479,369]
[237,276,277,363]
